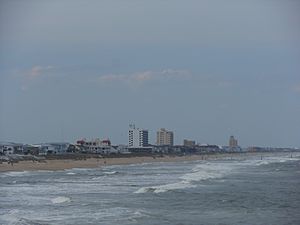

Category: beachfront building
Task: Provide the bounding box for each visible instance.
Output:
[23,144,40,155]
[76,138,117,154]
[183,139,196,147]
[128,124,149,148]
[156,128,174,146]
[128,124,152,153]
[229,136,238,148]
[39,142,70,155]
[0,142,24,155]
[115,145,130,154]
[196,144,221,153]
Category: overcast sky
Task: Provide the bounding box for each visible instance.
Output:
[0,0,300,147]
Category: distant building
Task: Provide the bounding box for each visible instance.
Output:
[115,145,130,154]
[23,144,40,155]
[128,124,149,148]
[156,128,174,146]
[229,136,238,147]
[0,142,24,155]
[39,142,70,155]
[183,139,196,147]
[197,144,221,153]
[76,138,117,154]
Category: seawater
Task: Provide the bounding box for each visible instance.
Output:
[1,152,300,225]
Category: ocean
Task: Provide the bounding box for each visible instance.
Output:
[0,152,300,225]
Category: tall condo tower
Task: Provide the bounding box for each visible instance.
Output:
[229,135,238,147]
[128,124,149,148]
[156,128,174,146]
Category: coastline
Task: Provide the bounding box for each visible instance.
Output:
[0,152,291,172]
[0,154,208,172]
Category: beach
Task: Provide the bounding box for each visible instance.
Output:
[0,152,283,172]
[0,155,202,172]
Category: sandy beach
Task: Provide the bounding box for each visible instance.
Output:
[0,154,237,172]
[0,152,283,172]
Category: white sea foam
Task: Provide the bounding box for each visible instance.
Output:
[66,168,95,172]
[103,171,118,175]
[135,181,196,193]
[255,161,271,166]
[3,171,31,177]
[253,155,300,166]
[66,172,76,175]
[127,210,151,222]
[135,161,236,194]
[51,196,71,204]
[182,163,233,182]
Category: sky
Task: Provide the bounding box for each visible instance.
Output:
[0,0,300,147]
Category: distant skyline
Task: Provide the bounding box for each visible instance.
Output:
[0,0,300,147]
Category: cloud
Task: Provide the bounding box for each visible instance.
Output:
[97,69,191,84]
[18,65,55,91]
[26,65,54,79]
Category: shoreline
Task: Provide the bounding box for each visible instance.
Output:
[0,152,293,172]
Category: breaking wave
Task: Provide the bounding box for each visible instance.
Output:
[2,171,31,177]
[51,196,71,204]
[135,181,196,193]
[103,171,119,175]
[135,154,299,194]
[135,162,232,194]
[66,172,76,175]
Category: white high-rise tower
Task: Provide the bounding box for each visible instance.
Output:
[128,124,149,148]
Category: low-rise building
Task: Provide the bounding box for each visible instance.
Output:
[183,139,196,147]
[23,144,40,155]
[76,138,117,154]
[196,144,221,153]
[39,142,70,155]
[0,142,24,155]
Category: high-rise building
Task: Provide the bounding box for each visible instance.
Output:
[128,124,149,148]
[156,128,174,146]
[229,135,238,147]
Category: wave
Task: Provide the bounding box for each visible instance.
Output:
[253,155,300,166]
[135,181,196,194]
[65,168,96,172]
[66,172,76,175]
[2,171,31,177]
[127,210,151,222]
[0,209,49,225]
[103,171,119,175]
[14,218,48,225]
[255,161,270,166]
[182,163,233,182]
[135,161,235,194]
[51,196,71,204]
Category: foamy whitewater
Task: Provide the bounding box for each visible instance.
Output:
[1,152,300,225]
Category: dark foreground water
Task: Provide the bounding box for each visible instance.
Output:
[1,152,300,225]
